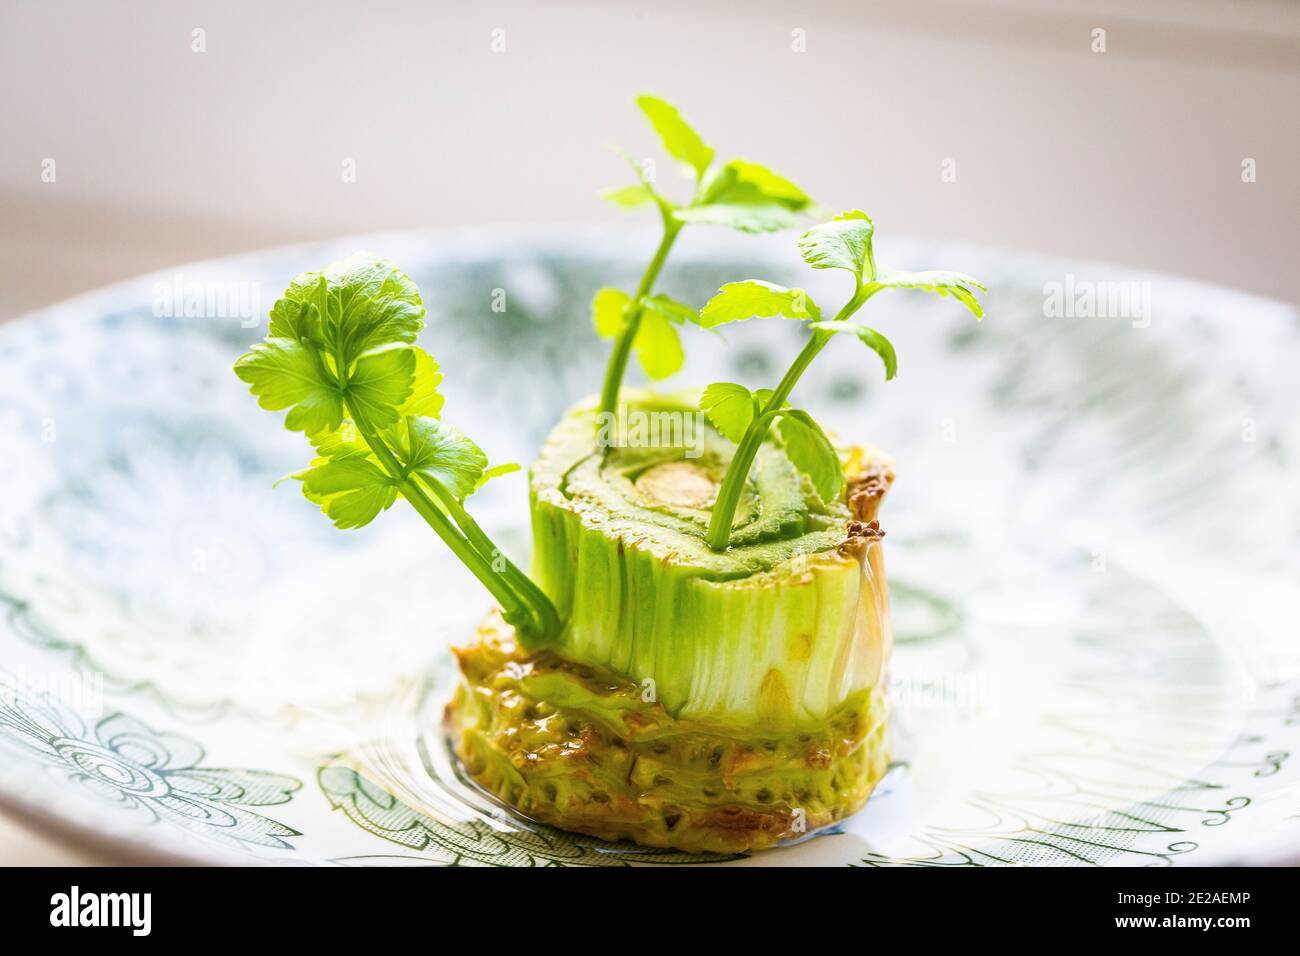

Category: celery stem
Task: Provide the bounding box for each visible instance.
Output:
[705,285,877,551]
[598,216,683,418]
[349,408,557,645]
[419,474,562,645]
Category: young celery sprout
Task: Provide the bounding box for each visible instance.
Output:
[233,252,561,647]
[594,93,818,418]
[699,211,986,551]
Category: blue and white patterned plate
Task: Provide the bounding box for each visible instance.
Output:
[1,226,1298,866]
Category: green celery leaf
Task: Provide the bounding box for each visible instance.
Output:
[633,310,684,380]
[300,458,398,529]
[699,382,754,444]
[234,337,343,435]
[810,320,898,380]
[592,287,631,339]
[778,409,843,504]
[635,94,714,177]
[271,252,425,360]
[700,159,811,209]
[797,210,875,279]
[678,159,813,234]
[400,347,445,418]
[641,293,699,325]
[345,348,415,428]
[598,184,654,207]
[725,159,810,205]
[307,347,444,459]
[310,421,372,460]
[267,296,319,345]
[476,462,522,491]
[404,418,489,500]
[251,253,427,434]
[674,202,802,234]
[698,280,820,328]
[332,288,424,361]
[871,268,987,319]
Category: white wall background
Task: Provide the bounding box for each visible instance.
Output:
[2,0,1297,320]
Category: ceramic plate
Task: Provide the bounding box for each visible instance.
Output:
[2,227,1298,866]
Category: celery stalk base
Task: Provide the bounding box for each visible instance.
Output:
[446,612,890,855]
